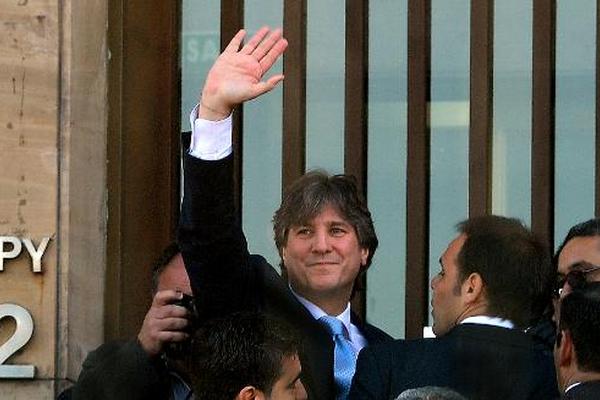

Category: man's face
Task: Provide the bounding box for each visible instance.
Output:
[157,253,192,295]
[557,236,600,277]
[281,204,368,304]
[431,234,467,336]
[266,353,306,400]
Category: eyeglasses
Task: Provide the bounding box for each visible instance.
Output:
[555,262,600,298]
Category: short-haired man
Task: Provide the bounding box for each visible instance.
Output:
[350,216,558,400]
[185,312,306,400]
[555,218,600,290]
[178,27,391,399]
[554,282,600,399]
[71,243,195,400]
[528,218,600,351]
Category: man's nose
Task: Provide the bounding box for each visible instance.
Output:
[430,275,439,290]
[311,230,331,253]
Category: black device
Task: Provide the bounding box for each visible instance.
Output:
[165,293,199,359]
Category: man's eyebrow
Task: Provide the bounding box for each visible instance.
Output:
[569,261,598,272]
[438,258,443,268]
[329,220,351,226]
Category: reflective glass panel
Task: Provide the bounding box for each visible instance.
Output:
[428,0,470,324]
[555,0,596,247]
[306,1,345,173]
[181,1,220,131]
[367,0,408,339]
[492,0,532,224]
[242,1,284,267]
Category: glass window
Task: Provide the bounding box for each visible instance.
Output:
[181,1,220,131]
[555,0,596,247]
[306,1,346,173]
[242,1,285,267]
[492,0,532,224]
[367,0,408,339]
[428,0,470,324]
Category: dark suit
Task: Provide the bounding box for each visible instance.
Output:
[178,154,392,400]
[70,340,176,400]
[563,380,600,399]
[349,323,559,400]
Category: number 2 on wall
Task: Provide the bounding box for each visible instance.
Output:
[0,303,35,378]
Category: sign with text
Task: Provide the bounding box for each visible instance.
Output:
[0,236,51,272]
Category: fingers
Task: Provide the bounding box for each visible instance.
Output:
[152,289,184,307]
[240,26,270,55]
[247,75,285,100]
[259,37,288,74]
[251,28,282,61]
[224,29,247,53]
[155,330,189,344]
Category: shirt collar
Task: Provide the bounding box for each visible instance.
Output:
[289,285,352,334]
[565,381,582,393]
[460,315,515,329]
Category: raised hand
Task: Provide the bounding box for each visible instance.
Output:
[137,290,190,357]
[199,27,288,120]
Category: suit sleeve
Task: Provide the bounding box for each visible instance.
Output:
[178,152,255,320]
[349,346,388,400]
[71,340,170,400]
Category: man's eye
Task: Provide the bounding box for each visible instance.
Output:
[330,227,346,236]
[296,228,311,235]
[438,269,445,277]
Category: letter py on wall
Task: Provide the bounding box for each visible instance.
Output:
[0,236,51,273]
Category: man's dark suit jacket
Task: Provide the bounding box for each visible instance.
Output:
[563,380,600,399]
[349,323,559,400]
[70,340,174,400]
[178,154,392,400]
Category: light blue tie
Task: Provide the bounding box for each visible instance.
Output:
[319,315,357,399]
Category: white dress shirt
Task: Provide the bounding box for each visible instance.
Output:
[460,315,515,329]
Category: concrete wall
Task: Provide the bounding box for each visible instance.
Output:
[0,0,108,398]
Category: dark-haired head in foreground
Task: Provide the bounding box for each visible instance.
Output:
[555,282,600,395]
[395,386,468,400]
[186,312,306,400]
[431,215,553,336]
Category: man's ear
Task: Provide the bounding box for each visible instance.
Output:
[236,386,265,400]
[360,247,369,267]
[462,272,484,302]
[557,330,574,368]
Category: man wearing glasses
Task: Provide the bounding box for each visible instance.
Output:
[555,218,600,290]
[528,218,600,352]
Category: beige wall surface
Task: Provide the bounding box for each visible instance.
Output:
[1,0,108,398]
[0,0,59,389]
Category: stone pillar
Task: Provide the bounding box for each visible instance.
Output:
[0,1,109,398]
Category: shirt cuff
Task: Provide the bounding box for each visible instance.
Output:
[188,103,233,160]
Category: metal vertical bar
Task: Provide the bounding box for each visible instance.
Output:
[406,0,431,339]
[469,0,494,217]
[596,0,600,217]
[282,0,307,192]
[345,0,369,319]
[531,0,556,247]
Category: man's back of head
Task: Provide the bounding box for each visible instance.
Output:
[555,282,600,392]
[456,215,553,327]
[185,312,306,400]
[395,386,468,400]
